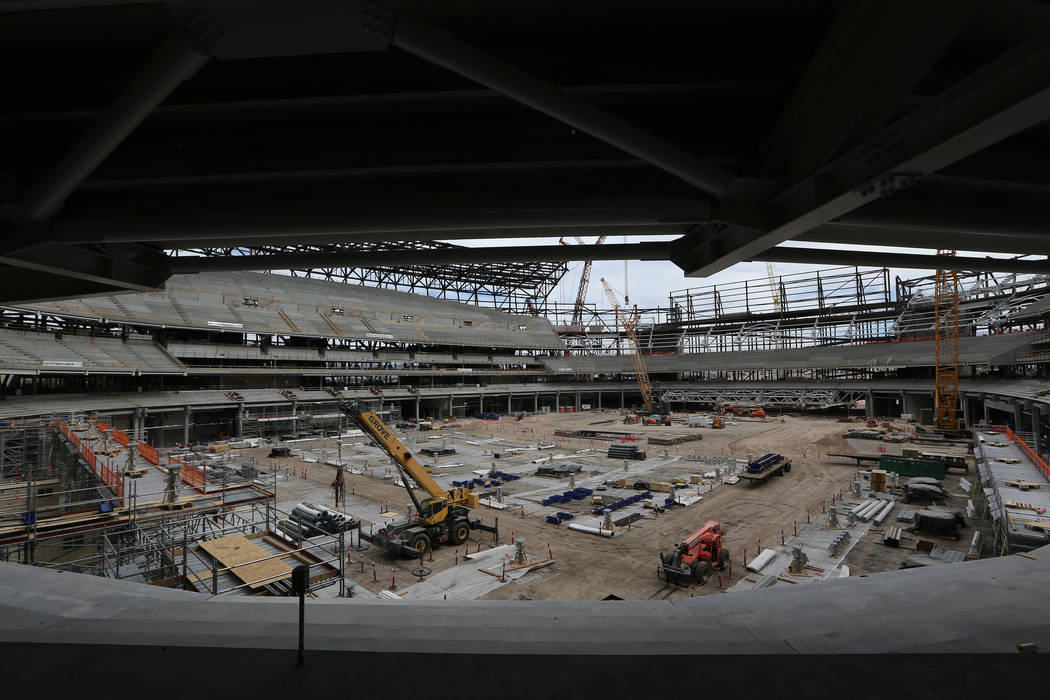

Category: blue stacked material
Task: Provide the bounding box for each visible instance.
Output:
[664,497,675,506]
[556,512,575,521]
[597,490,652,514]
[488,471,521,481]
[545,512,576,525]
[747,453,783,474]
[475,412,501,420]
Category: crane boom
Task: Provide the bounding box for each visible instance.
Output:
[562,235,607,328]
[338,401,495,556]
[600,278,653,413]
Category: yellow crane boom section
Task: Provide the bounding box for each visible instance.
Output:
[355,409,478,509]
[357,411,447,497]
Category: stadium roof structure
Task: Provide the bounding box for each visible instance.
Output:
[170,241,567,313]
[1,1,1050,303]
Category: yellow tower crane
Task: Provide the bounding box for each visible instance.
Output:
[601,277,654,414]
[934,251,960,430]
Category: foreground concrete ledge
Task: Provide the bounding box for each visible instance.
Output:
[1,545,1047,656]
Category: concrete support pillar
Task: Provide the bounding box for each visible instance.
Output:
[235,404,244,439]
[982,395,990,426]
[620,386,625,409]
[598,390,602,410]
[182,406,191,446]
[555,392,560,411]
[866,391,875,419]
[575,389,581,411]
[478,393,483,413]
[534,393,539,412]
[415,397,420,420]
[448,394,453,418]
[507,393,512,414]
[961,393,971,428]
[132,409,145,441]
[1014,400,1024,432]
[1029,402,1041,453]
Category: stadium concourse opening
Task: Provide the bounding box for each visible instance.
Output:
[2,2,1050,695]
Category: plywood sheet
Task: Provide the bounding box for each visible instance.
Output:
[199,534,291,589]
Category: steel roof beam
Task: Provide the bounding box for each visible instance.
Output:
[387,17,732,200]
[753,247,1048,274]
[674,28,1050,277]
[19,23,215,221]
[168,242,674,274]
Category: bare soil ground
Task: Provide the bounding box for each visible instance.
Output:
[249,411,872,600]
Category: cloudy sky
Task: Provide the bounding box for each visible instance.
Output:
[450,235,1025,310]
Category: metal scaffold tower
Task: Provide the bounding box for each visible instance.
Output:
[934,250,960,429]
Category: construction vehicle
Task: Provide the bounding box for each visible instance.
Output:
[338,401,497,556]
[738,453,791,486]
[658,520,729,586]
[711,416,725,429]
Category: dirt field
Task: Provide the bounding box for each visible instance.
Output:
[250,411,870,600]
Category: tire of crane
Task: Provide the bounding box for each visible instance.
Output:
[718,549,729,570]
[449,520,469,545]
[408,532,431,555]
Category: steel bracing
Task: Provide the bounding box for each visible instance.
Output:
[659,387,868,408]
[169,242,567,314]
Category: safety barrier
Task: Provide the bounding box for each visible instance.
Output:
[991,425,1050,480]
[54,419,124,500]
[137,442,160,466]
[168,456,206,493]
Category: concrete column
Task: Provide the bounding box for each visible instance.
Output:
[598,390,602,410]
[866,391,875,418]
[478,393,484,413]
[1030,403,1042,453]
[1014,400,1024,432]
[507,393,512,414]
[534,393,539,412]
[182,406,191,446]
[555,392,560,411]
[982,395,990,426]
[448,394,453,418]
[575,389,581,411]
[961,393,970,428]
[620,386,625,409]
[132,409,144,441]
[235,404,244,438]
[415,396,420,419]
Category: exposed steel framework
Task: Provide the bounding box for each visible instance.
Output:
[169,242,567,314]
[934,251,960,429]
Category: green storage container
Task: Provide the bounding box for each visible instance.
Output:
[878,455,946,479]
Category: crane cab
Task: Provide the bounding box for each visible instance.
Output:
[418,497,449,526]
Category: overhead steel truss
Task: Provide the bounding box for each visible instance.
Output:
[168,241,567,314]
[659,387,868,408]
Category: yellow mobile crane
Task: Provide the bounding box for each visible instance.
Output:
[339,401,498,556]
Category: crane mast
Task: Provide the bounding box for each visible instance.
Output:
[560,235,607,328]
[601,278,654,414]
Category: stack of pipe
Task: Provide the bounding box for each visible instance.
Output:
[872,501,896,525]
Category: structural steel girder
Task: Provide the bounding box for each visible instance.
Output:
[168,242,674,273]
[674,29,1050,277]
[659,388,867,407]
[386,17,734,200]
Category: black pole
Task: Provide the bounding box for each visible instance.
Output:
[292,564,309,666]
